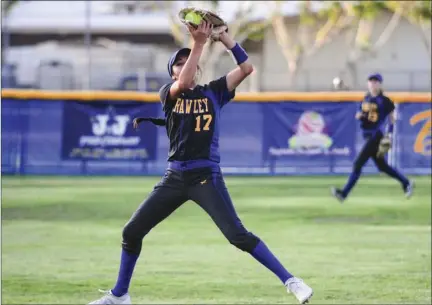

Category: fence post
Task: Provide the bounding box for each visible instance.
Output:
[84,1,92,90]
[18,105,29,175]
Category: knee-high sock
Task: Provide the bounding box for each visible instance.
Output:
[342,170,361,197]
[378,163,409,187]
[111,249,139,297]
[251,241,293,284]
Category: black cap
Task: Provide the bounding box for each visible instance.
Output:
[167,48,191,77]
[368,73,383,83]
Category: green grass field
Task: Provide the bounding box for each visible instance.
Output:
[1,175,431,304]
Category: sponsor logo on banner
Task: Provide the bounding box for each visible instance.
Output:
[268,110,351,157]
[80,107,139,147]
[409,109,431,156]
[62,102,157,160]
[396,103,431,173]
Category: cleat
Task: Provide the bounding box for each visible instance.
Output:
[88,290,131,305]
[285,277,313,304]
[404,180,414,199]
[331,187,346,203]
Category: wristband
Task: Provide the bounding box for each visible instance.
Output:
[230,43,248,65]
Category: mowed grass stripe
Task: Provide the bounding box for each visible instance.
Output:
[1,176,430,304]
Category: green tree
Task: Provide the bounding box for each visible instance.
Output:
[2,0,19,14]
[343,1,411,88]
[395,1,431,57]
[2,0,20,63]
[269,1,357,88]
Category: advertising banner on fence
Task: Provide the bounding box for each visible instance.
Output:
[62,102,158,161]
[397,103,431,173]
[262,102,357,172]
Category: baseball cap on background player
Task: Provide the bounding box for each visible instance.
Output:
[167,48,191,77]
[368,73,383,83]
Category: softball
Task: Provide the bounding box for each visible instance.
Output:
[184,12,203,26]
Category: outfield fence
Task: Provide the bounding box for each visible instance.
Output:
[1,89,431,176]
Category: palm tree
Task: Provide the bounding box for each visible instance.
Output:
[2,0,19,13]
[343,1,407,89]
[397,1,431,57]
[270,1,356,89]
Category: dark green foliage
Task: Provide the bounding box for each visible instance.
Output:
[352,1,386,20]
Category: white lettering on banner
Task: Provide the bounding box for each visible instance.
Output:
[79,136,141,146]
[77,112,141,147]
[268,147,351,156]
[110,115,130,136]
[91,114,130,137]
[92,115,110,136]
[70,148,149,159]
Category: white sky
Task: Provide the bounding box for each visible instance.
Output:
[4,1,326,33]
[7,1,325,21]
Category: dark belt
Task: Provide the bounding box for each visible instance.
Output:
[168,159,220,171]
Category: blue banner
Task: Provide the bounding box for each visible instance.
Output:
[262,102,357,173]
[397,103,431,173]
[62,102,158,161]
[2,96,430,176]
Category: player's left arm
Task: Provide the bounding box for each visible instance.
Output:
[219,32,254,92]
[133,117,166,129]
[385,97,396,138]
[387,111,395,134]
[377,97,395,157]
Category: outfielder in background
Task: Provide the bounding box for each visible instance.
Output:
[90,16,313,305]
[332,73,414,202]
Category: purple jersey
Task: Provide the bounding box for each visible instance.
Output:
[360,92,395,134]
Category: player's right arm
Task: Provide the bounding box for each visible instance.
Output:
[356,105,366,121]
[165,22,212,102]
[168,44,203,100]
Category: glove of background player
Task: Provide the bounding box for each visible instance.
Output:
[377,135,392,158]
[133,117,166,129]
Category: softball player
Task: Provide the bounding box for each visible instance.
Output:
[90,21,313,305]
[332,73,414,202]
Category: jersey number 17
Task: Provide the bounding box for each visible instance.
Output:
[195,114,213,132]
